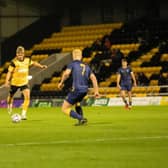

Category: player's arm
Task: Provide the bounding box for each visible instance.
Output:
[32,61,47,69]
[58,69,71,89]
[90,73,99,98]
[116,73,121,89]
[5,63,15,87]
[5,71,12,87]
[131,72,137,87]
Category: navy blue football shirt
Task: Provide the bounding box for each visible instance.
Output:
[117,66,132,85]
[67,60,92,92]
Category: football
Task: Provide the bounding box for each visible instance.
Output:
[11,113,21,123]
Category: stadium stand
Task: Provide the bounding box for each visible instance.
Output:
[25,19,168,98]
[1,18,168,99]
[30,23,123,98]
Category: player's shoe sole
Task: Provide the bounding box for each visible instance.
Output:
[74,118,88,126]
[21,115,27,120]
[125,104,131,110]
[21,118,27,120]
[128,105,132,109]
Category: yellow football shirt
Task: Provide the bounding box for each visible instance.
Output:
[8,57,34,86]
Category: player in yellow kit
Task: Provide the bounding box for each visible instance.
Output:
[5,46,47,119]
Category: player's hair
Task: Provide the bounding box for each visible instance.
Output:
[16,46,25,53]
[121,58,127,62]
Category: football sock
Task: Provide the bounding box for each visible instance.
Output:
[129,101,132,106]
[75,105,83,116]
[21,110,26,117]
[123,99,128,105]
[7,104,13,114]
[22,98,30,112]
[70,110,83,120]
[7,96,13,114]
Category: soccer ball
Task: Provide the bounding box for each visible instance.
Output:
[11,113,21,123]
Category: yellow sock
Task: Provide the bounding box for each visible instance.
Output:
[22,98,30,112]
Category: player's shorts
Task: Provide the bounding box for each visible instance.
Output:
[120,83,132,91]
[9,85,29,96]
[65,90,87,105]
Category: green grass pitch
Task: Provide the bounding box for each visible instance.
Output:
[0,105,168,168]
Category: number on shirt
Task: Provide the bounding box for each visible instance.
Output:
[80,64,86,76]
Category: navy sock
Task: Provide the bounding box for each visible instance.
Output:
[123,99,128,105]
[75,105,83,116]
[70,110,83,120]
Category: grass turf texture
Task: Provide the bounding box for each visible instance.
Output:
[0,106,168,168]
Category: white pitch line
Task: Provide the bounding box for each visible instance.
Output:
[1,135,168,147]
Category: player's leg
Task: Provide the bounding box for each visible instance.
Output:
[127,91,132,109]
[75,102,83,116]
[127,84,133,109]
[74,103,87,126]
[62,100,83,121]
[62,91,87,125]
[120,90,128,108]
[7,85,17,115]
[74,92,88,125]
[7,95,14,114]
[21,88,30,120]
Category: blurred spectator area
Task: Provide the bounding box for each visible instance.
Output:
[1,18,168,98]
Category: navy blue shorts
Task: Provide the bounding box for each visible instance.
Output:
[120,83,132,91]
[65,91,87,105]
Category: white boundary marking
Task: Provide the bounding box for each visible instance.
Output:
[1,135,168,147]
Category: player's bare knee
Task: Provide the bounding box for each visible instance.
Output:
[62,106,71,116]
[61,106,65,113]
[61,106,66,113]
